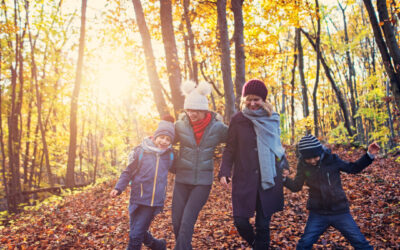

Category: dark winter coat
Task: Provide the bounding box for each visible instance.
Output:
[114,145,174,213]
[174,112,228,185]
[284,148,373,215]
[219,111,284,218]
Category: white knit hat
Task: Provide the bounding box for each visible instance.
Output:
[181,80,212,110]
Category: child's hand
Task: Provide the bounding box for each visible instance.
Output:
[110,189,119,197]
[368,142,380,155]
[282,169,290,178]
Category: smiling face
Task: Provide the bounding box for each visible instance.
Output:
[244,95,264,110]
[185,109,206,122]
[153,135,172,150]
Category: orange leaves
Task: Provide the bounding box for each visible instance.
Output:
[0,145,399,248]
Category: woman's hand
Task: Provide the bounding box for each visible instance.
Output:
[110,189,119,197]
[220,176,231,189]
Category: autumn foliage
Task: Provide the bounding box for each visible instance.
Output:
[1,146,399,249]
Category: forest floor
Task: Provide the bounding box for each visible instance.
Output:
[1,145,399,249]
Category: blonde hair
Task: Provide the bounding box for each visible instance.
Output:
[240,94,273,117]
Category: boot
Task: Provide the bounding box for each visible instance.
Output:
[149,238,166,250]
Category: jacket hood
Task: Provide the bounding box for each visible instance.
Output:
[140,137,171,154]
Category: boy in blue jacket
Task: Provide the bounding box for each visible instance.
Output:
[283,134,380,250]
[110,116,175,250]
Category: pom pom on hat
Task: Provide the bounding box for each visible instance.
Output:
[181,80,196,96]
[181,80,211,111]
[196,81,212,96]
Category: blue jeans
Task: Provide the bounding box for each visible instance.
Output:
[172,182,212,250]
[233,193,271,250]
[297,211,373,250]
[128,205,161,250]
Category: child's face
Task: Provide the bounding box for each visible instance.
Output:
[153,135,172,150]
[304,156,320,167]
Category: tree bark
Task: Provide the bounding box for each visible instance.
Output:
[132,0,169,117]
[313,0,321,137]
[296,28,310,118]
[160,0,184,114]
[363,0,400,110]
[232,0,246,108]
[217,0,236,121]
[0,70,9,208]
[290,30,298,144]
[183,0,198,83]
[66,0,87,188]
[6,0,24,212]
[386,80,396,148]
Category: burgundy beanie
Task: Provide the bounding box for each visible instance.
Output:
[242,79,268,101]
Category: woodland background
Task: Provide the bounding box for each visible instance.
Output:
[0,0,399,247]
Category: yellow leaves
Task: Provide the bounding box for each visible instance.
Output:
[0,22,19,34]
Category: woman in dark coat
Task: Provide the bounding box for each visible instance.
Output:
[219,79,286,249]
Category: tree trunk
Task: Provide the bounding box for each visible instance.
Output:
[22,94,32,185]
[66,0,87,188]
[301,30,354,137]
[160,0,184,114]
[386,80,396,149]
[296,28,310,118]
[132,0,169,117]
[313,0,321,137]
[28,124,39,190]
[290,30,298,144]
[0,75,9,208]
[7,0,24,212]
[183,0,198,83]
[232,0,246,108]
[363,0,400,110]
[217,0,236,121]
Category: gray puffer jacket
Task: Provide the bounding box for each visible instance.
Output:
[174,112,228,185]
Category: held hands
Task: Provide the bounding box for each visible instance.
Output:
[368,142,380,155]
[220,176,231,189]
[110,189,119,198]
[282,169,290,179]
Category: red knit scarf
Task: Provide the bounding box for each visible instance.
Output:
[191,112,212,145]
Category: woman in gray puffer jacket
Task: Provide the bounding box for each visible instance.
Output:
[172,80,228,250]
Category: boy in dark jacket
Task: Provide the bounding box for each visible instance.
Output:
[110,116,175,250]
[283,134,380,250]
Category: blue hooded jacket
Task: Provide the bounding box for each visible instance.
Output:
[114,138,174,213]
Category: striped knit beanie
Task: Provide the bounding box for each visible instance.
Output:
[298,134,323,159]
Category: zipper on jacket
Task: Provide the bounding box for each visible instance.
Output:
[195,147,200,184]
[140,183,143,197]
[151,154,160,206]
[327,172,331,186]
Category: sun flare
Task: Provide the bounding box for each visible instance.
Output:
[96,63,133,98]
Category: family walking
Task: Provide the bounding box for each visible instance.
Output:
[110,79,380,250]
